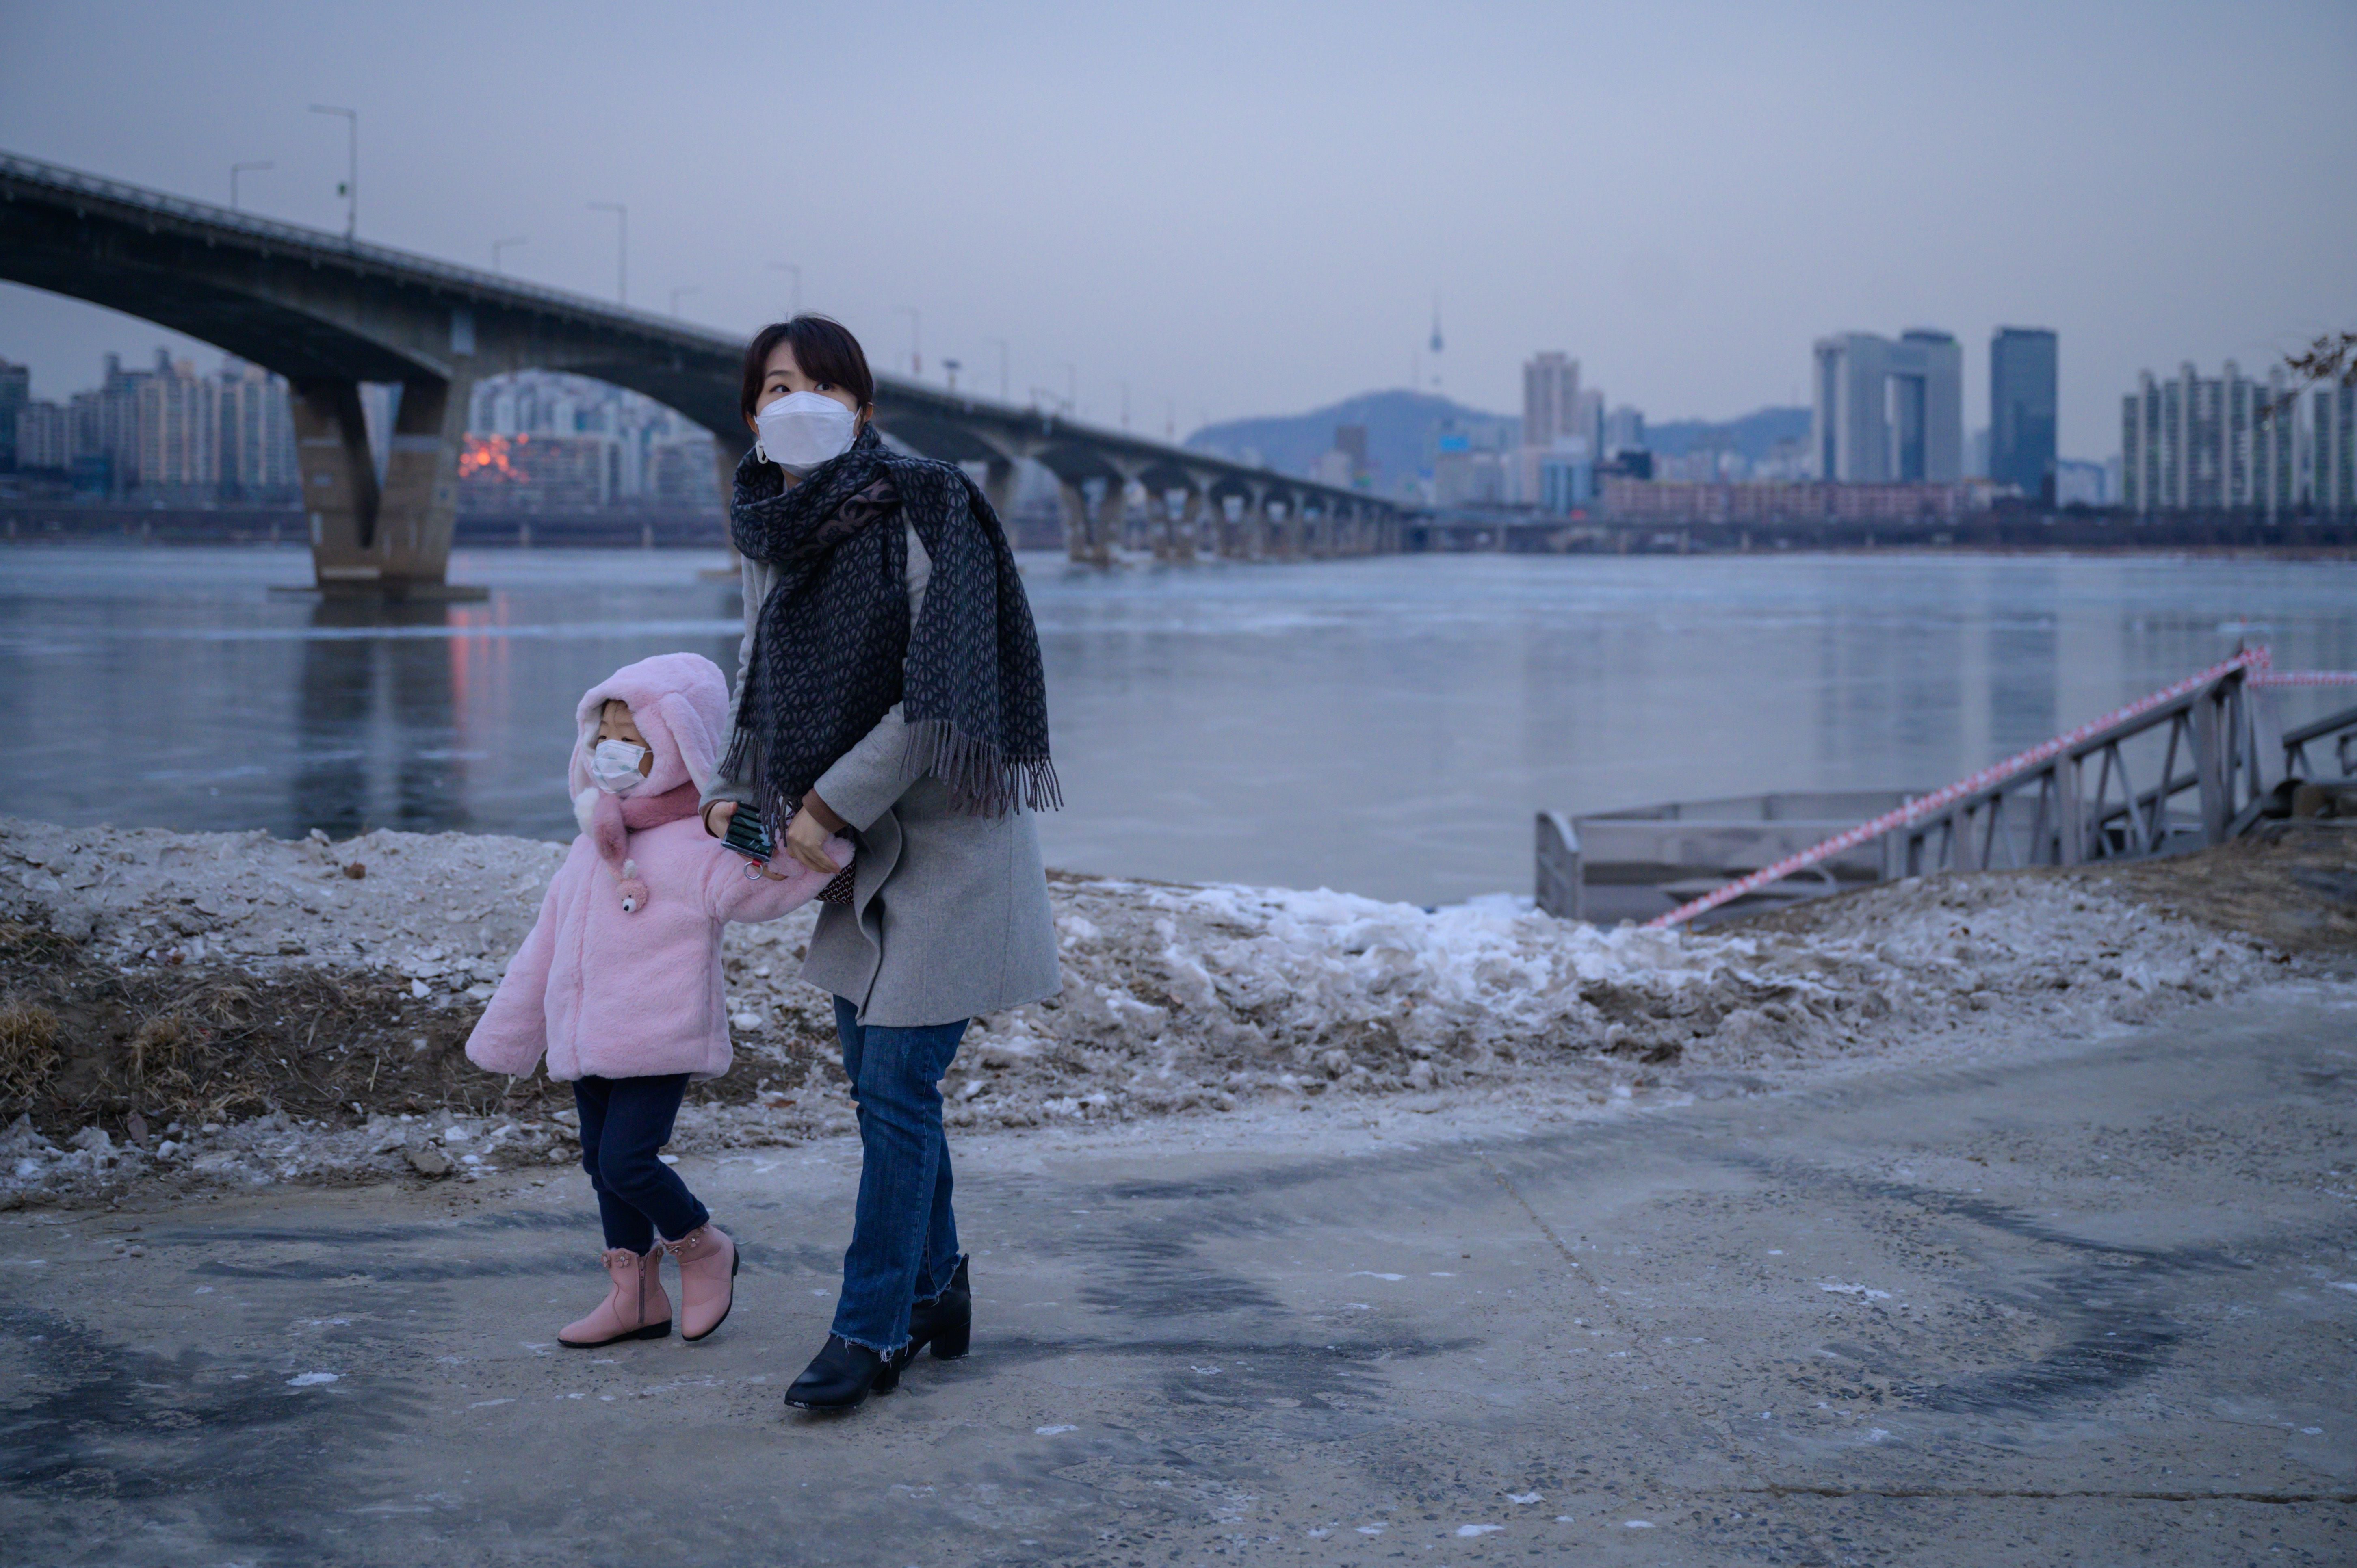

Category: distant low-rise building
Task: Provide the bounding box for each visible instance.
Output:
[459,433,615,512]
[1603,477,1987,524]
[465,370,717,512]
[1310,448,1356,487]
[1536,448,1594,514]
[2052,459,2107,508]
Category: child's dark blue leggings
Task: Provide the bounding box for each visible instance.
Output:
[573,1073,708,1252]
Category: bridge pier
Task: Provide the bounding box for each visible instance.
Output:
[1142,487,1175,560]
[1056,479,1116,566]
[1093,480,1127,564]
[982,457,1023,535]
[291,373,474,592]
[1244,485,1273,560]
[1176,487,1208,561]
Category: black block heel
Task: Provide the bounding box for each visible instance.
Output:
[903,1255,973,1366]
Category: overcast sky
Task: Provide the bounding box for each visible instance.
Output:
[2,0,2350,458]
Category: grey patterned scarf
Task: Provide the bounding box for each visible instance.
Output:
[720,424,1059,834]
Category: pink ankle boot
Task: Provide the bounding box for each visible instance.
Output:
[559,1247,672,1347]
[662,1223,738,1343]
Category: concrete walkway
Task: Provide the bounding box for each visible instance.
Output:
[4,990,2353,1566]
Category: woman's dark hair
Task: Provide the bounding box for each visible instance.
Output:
[739,315,875,425]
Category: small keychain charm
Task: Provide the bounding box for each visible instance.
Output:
[617,857,650,913]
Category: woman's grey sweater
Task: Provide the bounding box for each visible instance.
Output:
[703,526,1061,1028]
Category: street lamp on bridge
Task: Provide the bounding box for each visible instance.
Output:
[897,306,921,377]
[306,105,356,240]
[588,201,627,305]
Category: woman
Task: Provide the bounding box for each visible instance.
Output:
[701,315,1061,1412]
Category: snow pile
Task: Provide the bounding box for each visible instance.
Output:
[0,816,563,999]
[0,813,2288,1202]
[875,870,2276,1128]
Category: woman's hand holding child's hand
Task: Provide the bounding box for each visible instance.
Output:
[784,807,842,875]
[704,799,828,882]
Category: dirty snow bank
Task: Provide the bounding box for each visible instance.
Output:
[930,871,2279,1126]
[0,814,2292,1204]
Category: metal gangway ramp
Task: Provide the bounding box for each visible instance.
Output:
[1537,648,2357,929]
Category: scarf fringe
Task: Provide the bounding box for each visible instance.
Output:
[906,717,1062,817]
[717,720,794,852]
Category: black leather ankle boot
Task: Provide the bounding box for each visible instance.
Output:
[903,1255,972,1364]
[784,1334,901,1411]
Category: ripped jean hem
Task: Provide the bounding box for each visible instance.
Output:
[834,1330,908,1359]
[911,1253,969,1309]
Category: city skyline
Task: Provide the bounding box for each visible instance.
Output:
[2,2,2351,458]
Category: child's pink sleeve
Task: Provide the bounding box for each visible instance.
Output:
[703,836,852,924]
[465,879,559,1077]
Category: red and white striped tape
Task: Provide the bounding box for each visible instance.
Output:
[2252,669,2357,687]
[1641,645,2357,931]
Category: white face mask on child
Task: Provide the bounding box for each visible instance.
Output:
[589,739,648,794]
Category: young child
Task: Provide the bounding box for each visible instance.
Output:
[466,652,846,1348]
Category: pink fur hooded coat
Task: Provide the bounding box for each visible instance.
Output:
[464,652,847,1084]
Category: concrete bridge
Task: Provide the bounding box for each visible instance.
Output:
[0,150,1398,589]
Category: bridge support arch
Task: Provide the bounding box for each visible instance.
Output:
[290,370,475,590]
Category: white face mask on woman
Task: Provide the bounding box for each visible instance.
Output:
[754,391,858,474]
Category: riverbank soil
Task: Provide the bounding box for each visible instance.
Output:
[1,988,2349,1566]
[0,812,2316,1208]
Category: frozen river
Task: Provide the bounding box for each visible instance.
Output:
[3,544,2351,905]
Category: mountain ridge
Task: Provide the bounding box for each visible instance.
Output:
[1184,390,1812,485]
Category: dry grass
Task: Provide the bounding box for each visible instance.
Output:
[0,913,837,1142]
[0,1000,62,1103]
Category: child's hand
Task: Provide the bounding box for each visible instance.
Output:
[783,808,843,875]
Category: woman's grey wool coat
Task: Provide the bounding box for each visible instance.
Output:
[703,526,1062,1029]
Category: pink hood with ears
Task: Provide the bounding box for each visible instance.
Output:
[568,652,731,827]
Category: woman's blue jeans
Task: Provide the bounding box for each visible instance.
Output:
[830,998,969,1356]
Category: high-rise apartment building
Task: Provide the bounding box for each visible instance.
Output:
[2316,383,2355,515]
[1601,405,1645,456]
[68,353,154,493]
[0,358,28,471]
[217,361,298,498]
[2119,361,2304,517]
[1523,353,1584,447]
[12,351,297,499]
[1811,330,1963,483]
[1989,327,2058,498]
[14,401,71,471]
[137,357,221,495]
